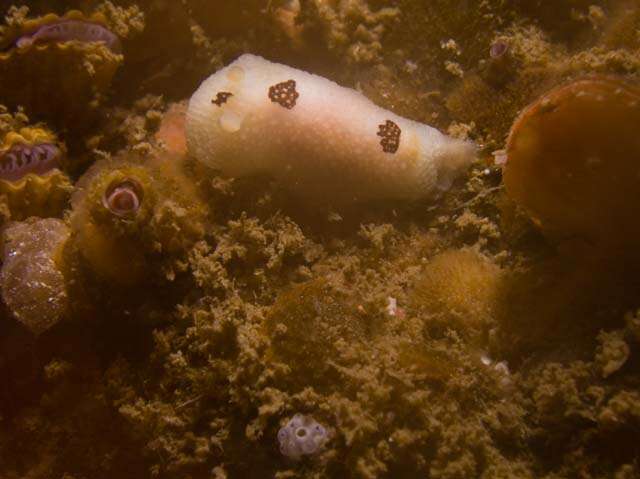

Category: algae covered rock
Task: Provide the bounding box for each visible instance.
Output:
[70,151,208,286]
[265,279,367,382]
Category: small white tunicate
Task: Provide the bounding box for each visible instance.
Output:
[278,414,330,460]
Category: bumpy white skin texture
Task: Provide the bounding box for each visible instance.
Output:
[278,414,330,460]
[187,54,474,202]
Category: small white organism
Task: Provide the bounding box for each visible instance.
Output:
[277,414,330,460]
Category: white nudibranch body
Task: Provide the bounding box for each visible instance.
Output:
[186,54,475,202]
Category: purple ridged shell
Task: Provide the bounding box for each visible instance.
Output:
[15,20,122,54]
[0,143,61,182]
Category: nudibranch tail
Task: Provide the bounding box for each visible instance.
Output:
[433,137,478,192]
[186,54,474,202]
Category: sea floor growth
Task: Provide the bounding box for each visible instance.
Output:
[1,1,639,478]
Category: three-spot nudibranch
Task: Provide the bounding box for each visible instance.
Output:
[186,54,475,202]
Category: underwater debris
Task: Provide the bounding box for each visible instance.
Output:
[503,76,640,254]
[186,54,474,202]
[278,413,330,460]
[0,217,70,335]
[0,10,123,127]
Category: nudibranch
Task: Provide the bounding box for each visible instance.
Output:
[0,218,70,335]
[0,10,123,127]
[186,54,475,202]
[0,126,73,221]
[503,76,640,253]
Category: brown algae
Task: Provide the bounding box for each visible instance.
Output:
[1,1,640,479]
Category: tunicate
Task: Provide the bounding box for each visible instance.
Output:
[277,414,330,460]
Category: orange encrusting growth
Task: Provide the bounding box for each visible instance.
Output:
[155,102,188,156]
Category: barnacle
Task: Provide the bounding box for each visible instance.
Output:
[0,10,123,128]
[69,151,207,286]
[0,126,73,221]
[484,39,518,88]
[102,177,143,218]
[0,217,70,335]
[503,76,640,254]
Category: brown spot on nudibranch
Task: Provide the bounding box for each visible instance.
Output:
[212,92,233,107]
[377,120,401,154]
[269,79,299,109]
